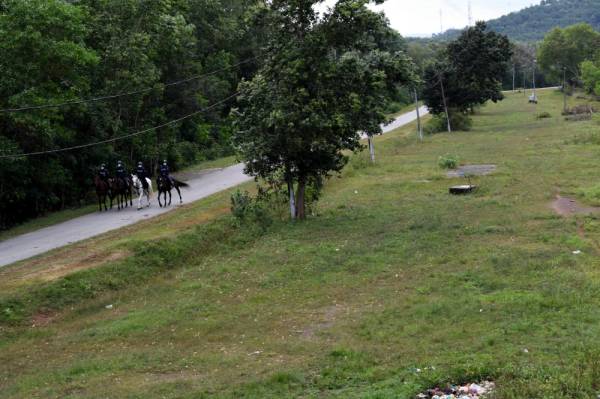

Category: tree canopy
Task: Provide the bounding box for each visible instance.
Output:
[0,0,264,228]
[538,23,600,83]
[422,22,512,119]
[233,0,415,219]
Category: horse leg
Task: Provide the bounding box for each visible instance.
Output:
[158,191,163,207]
[168,190,172,206]
[137,189,143,210]
[175,186,182,204]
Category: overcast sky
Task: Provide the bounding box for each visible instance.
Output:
[318,0,537,37]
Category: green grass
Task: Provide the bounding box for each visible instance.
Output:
[4,89,600,398]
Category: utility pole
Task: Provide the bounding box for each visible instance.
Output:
[532,58,537,100]
[414,87,423,141]
[523,70,526,96]
[439,72,451,133]
[563,66,567,113]
[512,64,516,93]
[468,0,473,26]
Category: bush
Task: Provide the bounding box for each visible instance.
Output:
[230,189,273,230]
[438,154,460,169]
[424,111,473,134]
[536,111,552,119]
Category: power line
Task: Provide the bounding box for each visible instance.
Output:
[0,92,239,159]
[0,56,258,113]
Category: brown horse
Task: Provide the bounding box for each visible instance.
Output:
[94,176,110,212]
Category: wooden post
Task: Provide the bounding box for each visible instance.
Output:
[414,87,423,141]
[439,72,451,133]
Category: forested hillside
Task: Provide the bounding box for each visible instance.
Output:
[0,0,265,228]
[433,0,600,42]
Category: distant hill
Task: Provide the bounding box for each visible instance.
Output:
[430,0,600,42]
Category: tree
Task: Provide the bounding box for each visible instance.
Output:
[233,0,415,220]
[0,0,266,229]
[422,22,512,126]
[0,0,98,227]
[538,23,600,84]
[581,59,600,95]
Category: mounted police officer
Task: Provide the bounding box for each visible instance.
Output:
[135,161,149,189]
[98,163,109,183]
[159,159,174,185]
[116,160,127,182]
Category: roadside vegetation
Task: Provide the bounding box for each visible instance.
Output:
[4,89,600,398]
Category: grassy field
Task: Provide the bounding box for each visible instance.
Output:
[4,89,600,398]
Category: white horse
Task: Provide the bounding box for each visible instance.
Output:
[131,174,153,210]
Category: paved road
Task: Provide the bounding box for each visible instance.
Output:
[0,107,428,267]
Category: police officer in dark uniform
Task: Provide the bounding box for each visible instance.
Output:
[116,160,127,182]
[135,161,149,189]
[98,163,109,183]
[161,159,175,184]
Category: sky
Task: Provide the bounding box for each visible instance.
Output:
[317,0,537,37]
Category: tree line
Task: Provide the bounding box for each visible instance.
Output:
[0,0,263,228]
[1,0,520,227]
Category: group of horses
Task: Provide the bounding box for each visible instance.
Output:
[94,174,188,212]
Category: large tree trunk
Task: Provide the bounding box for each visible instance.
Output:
[295,178,306,220]
[368,136,375,163]
[288,178,296,220]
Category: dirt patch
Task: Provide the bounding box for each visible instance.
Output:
[447,164,497,178]
[551,195,600,217]
[0,248,130,286]
[31,311,56,327]
[300,304,343,340]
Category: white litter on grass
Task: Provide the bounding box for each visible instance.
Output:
[354,190,359,194]
[105,304,113,309]
[248,351,262,356]
[573,250,582,255]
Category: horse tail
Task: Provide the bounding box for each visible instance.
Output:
[173,178,189,188]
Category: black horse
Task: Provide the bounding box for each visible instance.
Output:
[94,176,110,212]
[156,175,188,207]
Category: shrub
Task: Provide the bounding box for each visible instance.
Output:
[536,111,552,119]
[424,111,473,134]
[438,154,460,169]
[230,189,273,230]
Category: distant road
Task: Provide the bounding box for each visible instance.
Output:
[0,106,428,268]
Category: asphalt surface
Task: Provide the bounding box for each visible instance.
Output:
[0,106,428,268]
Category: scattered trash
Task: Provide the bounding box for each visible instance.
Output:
[416,381,495,399]
[105,304,113,309]
[354,190,359,194]
[523,348,529,353]
[248,350,262,356]
[573,250,582,255]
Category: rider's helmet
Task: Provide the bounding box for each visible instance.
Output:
[163,160,167,165]
[101,163,106,169]
[138,161,142,167]
[117,160,122,166]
